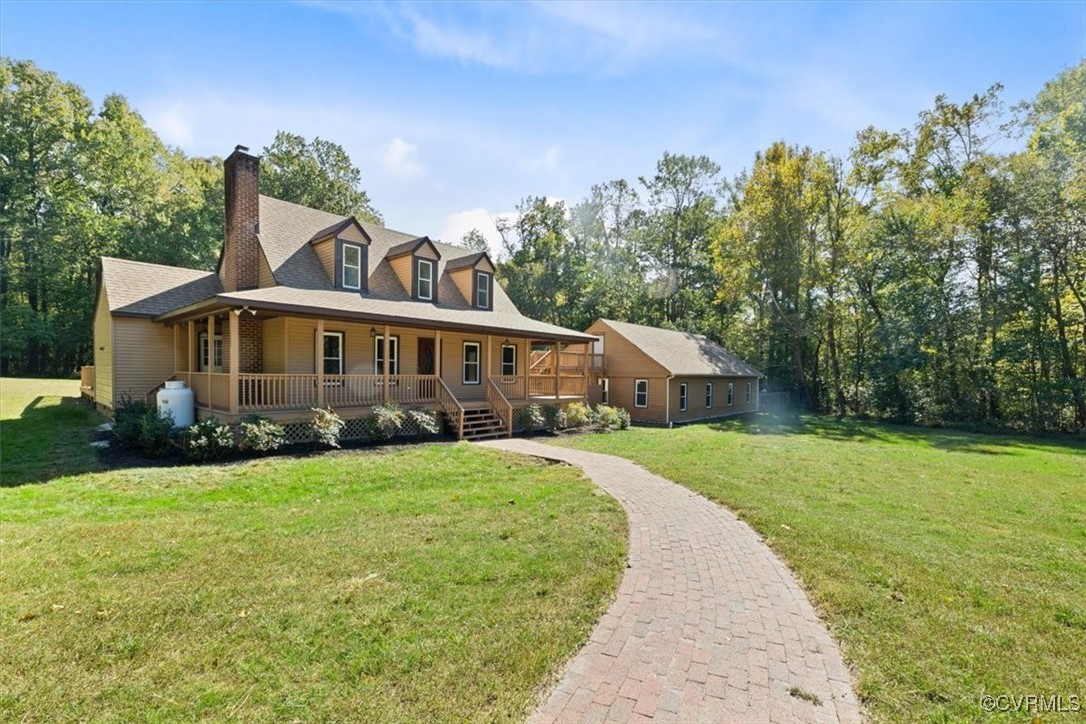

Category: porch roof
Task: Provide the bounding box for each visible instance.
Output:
[156,285,596,343]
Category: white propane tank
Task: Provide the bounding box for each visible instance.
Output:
[157,381,195,428]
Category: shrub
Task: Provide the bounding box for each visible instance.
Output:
[183,417,234,461]
[237,415,287,454]
[311,407,345,448]
[405,408,441,436]
[542,404,567,431]
[367,401,406,440]
[113,394,155,448]
[138,407,178,457]
[595,404,631,431]
[614,407,631,430]
[563,402,594,428]
[522,404,545,431]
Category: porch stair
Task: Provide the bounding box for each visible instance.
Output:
[458,407,508,441]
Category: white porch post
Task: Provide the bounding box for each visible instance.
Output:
[316,318,325,407]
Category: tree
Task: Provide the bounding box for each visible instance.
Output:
[459,228,490,253]
[261,131,381,223]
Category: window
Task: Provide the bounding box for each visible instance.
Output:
[463,342,481,384]
[374,335,399,375]
[342,243,362,290]
[322,332,344,375]
[416,258,434,300]
[727,382,735,406]
[746,381,752,404]
[706,383,713,409]
[634,379,648,408]
[475,271,491,309]
[679,383,688,412]
[501,344,516,377]
[601,377,609,404]
[198,332,223,372]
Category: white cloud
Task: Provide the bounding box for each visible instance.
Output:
[146,101,195,147]
[382,137,422,178]
[439,208,507,257]
[523,144,562,177]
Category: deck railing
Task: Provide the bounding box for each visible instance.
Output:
[493,376,526,400]
[486,378,514,437]
[435,377,465,439]
[238,373,439,411]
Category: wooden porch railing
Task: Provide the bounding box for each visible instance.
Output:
[435,377,465,439]
[237,374,439,411]
[529,376,555,397]
[486,378,514,437]
[493,376,526,400]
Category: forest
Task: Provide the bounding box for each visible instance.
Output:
[2,57,1083,432]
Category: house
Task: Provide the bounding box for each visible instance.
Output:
[85,145,600,441]
[584,319,761,425]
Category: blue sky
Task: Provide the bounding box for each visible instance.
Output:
[4,1,1084,253]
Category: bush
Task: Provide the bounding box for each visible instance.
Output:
[311,407,345,448]
[563,402,594,428]
[405,408,441,436]
[543,404,567,431]
[522,404,545,431]
[183,417,234,461]
[367,401,406,440]
[113,394,155,448]
[237,416,287,454]
[595,404,631,431]
[138,408,178,457]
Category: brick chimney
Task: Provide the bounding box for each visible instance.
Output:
[222,145,260,292]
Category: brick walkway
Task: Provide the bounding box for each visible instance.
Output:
[479,439,861,724]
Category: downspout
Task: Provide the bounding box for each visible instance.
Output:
[665,374,674,427]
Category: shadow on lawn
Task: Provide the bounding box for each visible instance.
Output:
[708,411,1085,457]
[0,395,105,487]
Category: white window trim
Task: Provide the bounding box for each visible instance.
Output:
[746,381,752,404]
[463,341,481,385]
[601,377,609,404]
[706,382,714,409]
[679,383,688,412]
[322,331,344,375]
[417,258,433,301]
[374,335,399,375]
[727,382,735,406]
[475,271,490,309]
[342,242,362,290]
[500,343,517,377]
[198,332,223,373]
[634,379,648,408]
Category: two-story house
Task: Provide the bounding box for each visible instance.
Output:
[87,145,599,440]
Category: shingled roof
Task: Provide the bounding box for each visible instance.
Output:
[100,257,222,317]
[598,319,761,377]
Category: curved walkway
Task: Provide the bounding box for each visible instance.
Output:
[480,439,861,724]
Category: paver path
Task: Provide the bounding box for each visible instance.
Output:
[480,439,862,724]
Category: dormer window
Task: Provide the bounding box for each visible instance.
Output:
[475,271,491,309]
[416,258,434,301]
[342,243,362,290]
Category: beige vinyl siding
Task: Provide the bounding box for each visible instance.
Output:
[112,317,175,400]
[284,319,424,376]
[312,238,335,283]
[668,376,759,422]
[262,317,286,373]
[389,255,413,295]
[606,375,669,424]
[339,225,368,244]
[258,247,276,287]
[585,319,668,379]
[93,290,114,407]
[449,268,473,304]
[416,243,440,261]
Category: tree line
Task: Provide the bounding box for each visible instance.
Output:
[2,57,1082,432]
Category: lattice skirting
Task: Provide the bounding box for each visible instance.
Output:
[278,410,443,445]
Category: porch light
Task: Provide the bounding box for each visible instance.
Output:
[503,338,510,346]
[369,327,377,337]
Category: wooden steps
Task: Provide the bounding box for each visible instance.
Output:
[459,407,509,441]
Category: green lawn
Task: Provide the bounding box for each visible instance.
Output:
[554,416,1085,722]
[0,379,627,721]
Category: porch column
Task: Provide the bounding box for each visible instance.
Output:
[207,313,215,410]
[435,330,442,378]
[582,342,589,398]
[187,320,196,373]
[229,310,240,414]
[486,335,492,387]
[173,325,180,376]
[522,340,529,400]
[383,324,391,402]
[316,318,325,407]
[554,340,560,400]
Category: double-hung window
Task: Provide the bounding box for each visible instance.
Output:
[727,382,735,406]
[416,258,434,300]
[475,271,491,309]
[601,378,609,404]
[198,333,223,372]
[634,379,648,408]
[706,383,714,409]
[342,243,362,290]
[746,381,752,404]
[322,332,344,375]
[463,342,481,384]
[679,383,688,412]
[374,335,399,375]
[501,344,516,377]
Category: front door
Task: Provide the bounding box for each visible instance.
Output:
[418,338,435,375]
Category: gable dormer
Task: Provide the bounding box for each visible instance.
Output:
[309,217,372,292]
[445,252,496,310]
[385,236,442,302]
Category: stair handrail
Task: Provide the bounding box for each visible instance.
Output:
[435,377,466,440]
[486,377,514,438]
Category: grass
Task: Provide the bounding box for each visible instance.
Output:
[554,414,1085,723]
[0,379,627,721]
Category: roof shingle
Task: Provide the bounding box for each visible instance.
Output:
[598,319,762,377]
[100,258,222,317]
